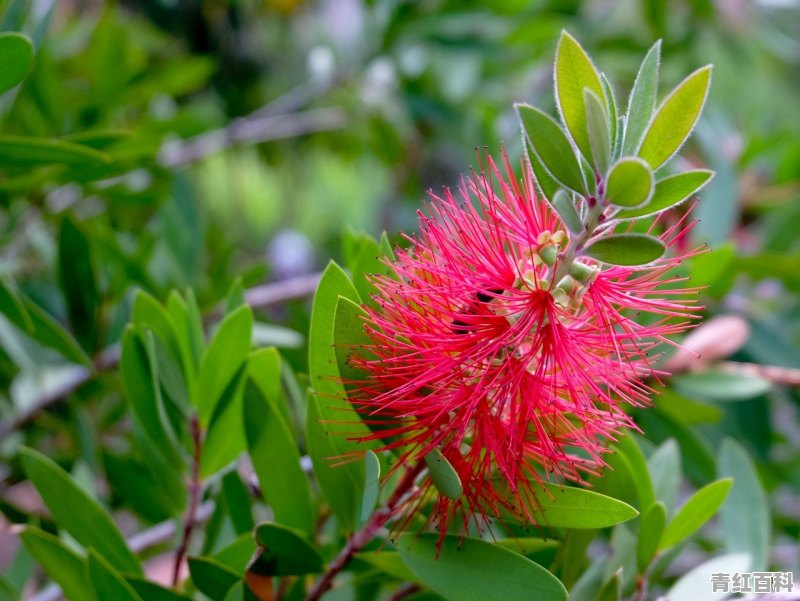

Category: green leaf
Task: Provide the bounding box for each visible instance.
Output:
[516,103,585,194]
[0,32,33,95]
[636,502,666,573]
[0,275,32,333]
[86,551,143,601]
[667,553,750,601]
[506,482,638,528]
[615,435,655,509]
[528,149,560,201]
[647,439,681,513]
[307,262,372,532]
[0,135,112,168]
[603,158,654,208]
[595,571,621,601]
[354,552,421,583]
[718,439,770,572]
[615,170,714,220]
[551,189,583,234]
[222,470,254,535]
[244,355,315,537]
[673,370,771,402]
[600,74,618,158]
[584,89,610,173]
[198,305,253,424]
[58,215,99,351]
[200,365,247,477]
[637,66,712,169]
[554,31,606,162]
[19,526,92,601]
[622,41,661,157]
[398,534,567,601]
[424,449,463,501]
[654,389,722,425]
[20,448,141,574]
[253,522,324,576]
[360,450,381,523]
[125,577,192,601]
[188,557,240,600]
[659,478,733,549]
[584,234,665,266]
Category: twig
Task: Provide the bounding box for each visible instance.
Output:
[306,463,424,601]
[157,108,346,168]
[387,583,421,601]
[172,414,203,586]
[633,574,648,601]
[0,272,322,442]
[718,360,800,386]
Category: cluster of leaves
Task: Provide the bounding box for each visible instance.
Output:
[0,2,797,601]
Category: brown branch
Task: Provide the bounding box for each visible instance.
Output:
[0,273,321,442]
[387,583,421,601]
[307,463,424,601]
[172,414,203,586]
[718,360,800,387]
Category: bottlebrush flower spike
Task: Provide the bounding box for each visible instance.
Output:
[344,151,704,545]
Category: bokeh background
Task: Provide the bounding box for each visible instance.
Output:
[1,0,799,599]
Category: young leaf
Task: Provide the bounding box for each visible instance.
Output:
[551,189,583,234]
[603,158,654,208]
[584,233,665,266]
[253,522,324,575]
[516,103,586,194]
[424,449,463,501]
[623,41,661,156]
[20,448,142,575]
[554,31,606,162]
[659,478,733,549]
[19,527,92,601]
[360,450,381,523]
[398,534,567,601]
[636,502,666,573]
[718,439,770,572]
[600,74,618,158]
[615,170,714,220]
[86,551,143,601]
[638,65,713,169]
[584,89,610,173]
[187,557,239,600]
[0,32,33,95]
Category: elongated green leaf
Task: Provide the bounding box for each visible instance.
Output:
[616,170,714,220]
[424,449,463,501]
[86,551,142,601]
[718,439,769,572]
[0,275,32,333]
[307,262,372,532]
[655,389,722,425]
[0,135,112,167]
[595,571,621,601]
[674,370,771,402]
[616,435,655,509]
[528,149,560,201]
[604,158,654,208]
[554,31,605,162]
[132,291,183,370]
[551,189,583,234]
[198,305,252,424]
[222,470,254,535]
[667,553,750,601]
[600,74,618,158]
[623,41,661,156]
[244,352,315,537]
[638,66,712,169]
[21,448,141,574]
[354,552,421,583]
[584,89,610,173]
[125,577,191,601]
[647,439,681,513]
[636,502,666,573]
[584,233,665,266]
[507,482,638,528]
[200,365,247,477]
[659,478,733,549]
[58,215,99,351]
[0,32,33,95]
[188,557,239,600]
[360,450,381,522]
[19,527,92,601]
[398,534,567,601]
[253,523,324,575]
[516,103,585,194]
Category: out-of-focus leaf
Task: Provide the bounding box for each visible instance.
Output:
[638,66,712,169]
[213,534,257,573]
[673,370,771,402]
[718,439,769,572]
[398,534,567,601]
[58,215,99,351]
[640,409,715,485]
[615,170,714,220]
[200,365,247,477]
[603,158,654,208]
[647,439,682,513]
[0,276,32,333]
[125,577,191,601]
[659,478,733,549]
[584,234,665,266]
[667,553,750,601]
[252,522,324,576]
[188,557,240,600]
[0,32,33,94]
[655,389,722,425]
[622,40,660,156]
[222,470,254,535]
[354,552,421,583]
[197,305,252,424]
[20,448,141,574]
[86,551,143,601]
[636,502,666,573]
[18,527,91,601]
[516,103,585,194]
[615,435,655,510]
[245,350,315,537]
[0,135,112,167]
[595,570,621,601]
[554,31,605,162]
[103,452,180,522]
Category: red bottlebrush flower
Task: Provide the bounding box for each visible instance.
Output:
[346,150,702,544]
